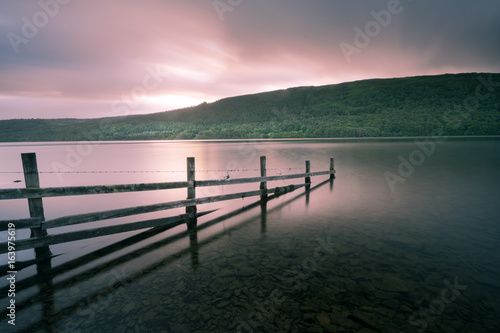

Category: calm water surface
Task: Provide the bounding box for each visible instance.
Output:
[0,139,499,332]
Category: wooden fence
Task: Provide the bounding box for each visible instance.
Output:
[0,153,335,254]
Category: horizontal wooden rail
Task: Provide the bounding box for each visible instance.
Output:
[0,181,189,200]
[0,211,214,253]
[40,183,304,230]
[0,170,335,200]
[196,170,335,187]
[0,217,42,231]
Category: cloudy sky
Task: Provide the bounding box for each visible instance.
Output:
[0,0,499,119]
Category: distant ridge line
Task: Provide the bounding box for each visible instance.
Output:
[1,73,499,141]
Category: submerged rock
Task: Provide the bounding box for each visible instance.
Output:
[316,311,331,327]
[377,276,413,293]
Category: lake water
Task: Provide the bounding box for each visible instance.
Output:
[1,139,499,332]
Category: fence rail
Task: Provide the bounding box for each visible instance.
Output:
[0,153,335,253]
[0,171,334,200]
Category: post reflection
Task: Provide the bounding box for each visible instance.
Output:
[305,186,310,206]
[260,200,267,234]
[36,254,54,333]
[188,223,199,271]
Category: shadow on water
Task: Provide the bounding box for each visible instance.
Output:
[1,178,334,332]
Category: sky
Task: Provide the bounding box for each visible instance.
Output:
[0,0,499,119]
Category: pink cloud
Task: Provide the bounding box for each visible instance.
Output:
[0,0,499,119]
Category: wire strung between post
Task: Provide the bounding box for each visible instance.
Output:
[0,167,305,174]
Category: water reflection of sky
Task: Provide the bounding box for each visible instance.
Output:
[0,140,499,332]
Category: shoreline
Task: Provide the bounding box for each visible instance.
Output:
[1,135,499,147]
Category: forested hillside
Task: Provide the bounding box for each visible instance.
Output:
[1,73,499,141]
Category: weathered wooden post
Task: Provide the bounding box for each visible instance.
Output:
[330,157,335,180]
[186,157,197,229]
[305,160,311,187]
[260,156,267,201]
[305,160,311,206]
[22,152,54,323]
[21,153,51,259]
[186,157,199,270]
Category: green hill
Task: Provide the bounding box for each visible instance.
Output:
[1,73,499,141]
